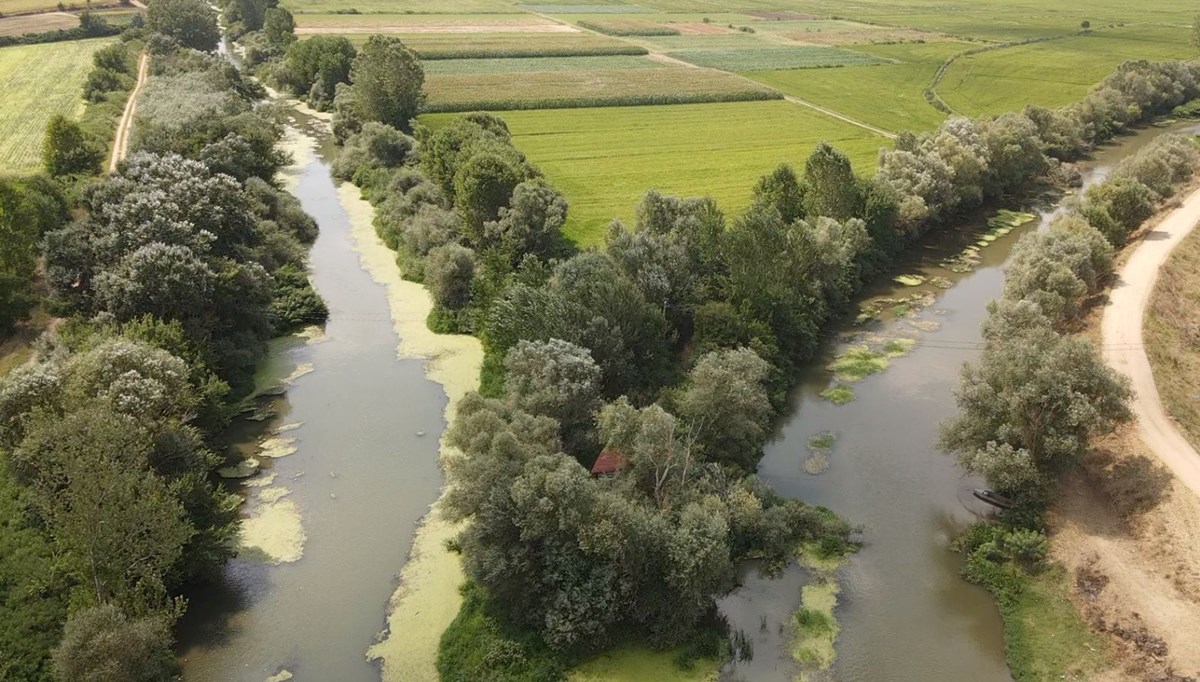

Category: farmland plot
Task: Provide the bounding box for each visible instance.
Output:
[0,38,110,174]
[330,32,646,58]
[669,45,888,72]
[0,11,77,37]
[426,101,887,244]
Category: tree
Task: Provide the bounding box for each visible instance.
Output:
[1081,176,1156,244]
[1081,20,1090,30]
[278,36,356,108]
[939,323,1130,495]
[263,7,296,49]
[676,348,773,469]
[751,163,807,223]
[349,35,425,131]
[503,339,601,457]
[424,243,476,310]
[453,146,527,240]
[483,179,567,260]
[42,116,102,176]
[52,605,175,682]
[15,406,194,611]
[803,142,862,220]
[146,0,219,51]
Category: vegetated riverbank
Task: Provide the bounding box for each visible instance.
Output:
[723,119,1200,682]
[938,126,1200,682]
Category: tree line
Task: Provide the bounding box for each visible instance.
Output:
[0,6,327,678]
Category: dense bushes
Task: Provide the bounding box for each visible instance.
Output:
[0,177,69,333]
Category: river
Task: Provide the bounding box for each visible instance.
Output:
[718,118,1200,682]
[176,114,449,681]
[174,99,1199,680]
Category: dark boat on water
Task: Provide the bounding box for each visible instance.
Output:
[972,489,1014,509]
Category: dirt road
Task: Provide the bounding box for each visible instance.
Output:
[1101,186,1200,499]
[108,51,149,173]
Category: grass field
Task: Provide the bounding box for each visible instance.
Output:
[669,45,888,71]
[293,13,556,29]
[747,41,965,132]
[424,66,777,111]
[426,100,886,244]
[281,0,521,12]
[0,38,110,175]
[1146,219,1200,451]
[423,54,668,75]
[331,31,646,58]
[939,25,1197,116]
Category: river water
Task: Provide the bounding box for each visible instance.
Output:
[718,118,1200,682]
[174,104,1199,680]
[176,116,448,681]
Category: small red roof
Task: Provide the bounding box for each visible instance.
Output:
[591,448,628,476]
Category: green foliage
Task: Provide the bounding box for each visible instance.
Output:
[331,122,416,182]
[437,582,566,682]
[51,604,175,682]
[146,0,219,51]
[263,7,297,49]
[0,465,68,682]
[0,177,66,334]
[41,115,102,177]
[348,35,425,131]
[277,35,356,109]
[269,264,328,333]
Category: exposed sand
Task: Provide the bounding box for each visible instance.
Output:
[295,24,580,34]
[335,183,482,681]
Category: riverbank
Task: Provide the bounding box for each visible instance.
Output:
[1040,174,1200,681]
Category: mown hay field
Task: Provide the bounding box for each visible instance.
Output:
[669,45,888,71]
[332,31,645,58]
[0,11,77,37]
[747,41,966,133]
[426,100,887,244]
[423,66,779,112]
[939,25,1197,116]
[0,38,110,174]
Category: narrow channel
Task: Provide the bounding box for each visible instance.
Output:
[719,119,1200,682]
[175,113,448,681]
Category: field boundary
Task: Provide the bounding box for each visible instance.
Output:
[781,94,896,139]
[109,50,147,172]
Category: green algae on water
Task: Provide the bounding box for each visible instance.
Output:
[820,384,854,404]
[828,345,889,382]
[883,337,916,358]
[893,273,926,286]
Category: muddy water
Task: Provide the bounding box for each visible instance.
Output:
[719,119,1200,682]
[176,116,449,681]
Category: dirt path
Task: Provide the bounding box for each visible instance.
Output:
[109,51,149,173]
[781,94,897,139]
[1101,186,1200,500]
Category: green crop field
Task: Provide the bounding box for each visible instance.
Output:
[576,18,679,36]
[423,66,778,112]
[669,45,888,71]
[293,13,555,29]
[425,100,887,244]
[330,32,646,58]
[423,54,668,75]
[939,25,1197,116]
[522,4,656,13]
[0,39,110,175]
[747,41,966,133]
[281,0,520,13]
